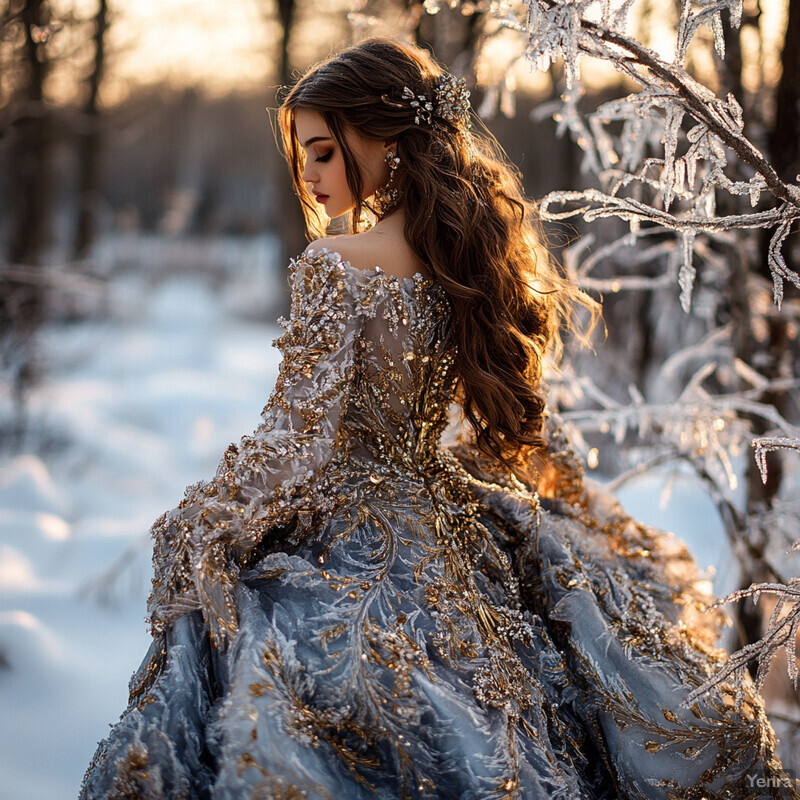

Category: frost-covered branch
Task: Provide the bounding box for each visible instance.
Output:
[539,190,787,232]
[564,8,800,209]
[553,370,798,493]
[526,0,800,205]
[470,0,800,306]
[685,579,800,710]
[753,437,800,484]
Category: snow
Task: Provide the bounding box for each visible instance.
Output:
[0,244,279,800]
[0,236,735,800]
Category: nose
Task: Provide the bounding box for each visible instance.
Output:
[301,162,316,185]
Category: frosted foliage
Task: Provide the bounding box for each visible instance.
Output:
[483,1,800,311]
[686,579,800,711]
[444,0,800,709]
[677,0,743,64]
[524,0,585,87]
[769,219,800,306]
[547,354,793,502]
[753,438,800,485]
[661,105,684,211]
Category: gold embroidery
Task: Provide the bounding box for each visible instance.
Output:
[81,248,796,800]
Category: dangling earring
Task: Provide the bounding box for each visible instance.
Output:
[373,148,401,218]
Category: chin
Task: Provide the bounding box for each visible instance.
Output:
[327,204,352,219]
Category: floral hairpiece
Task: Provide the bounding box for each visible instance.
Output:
[401,73,471,130]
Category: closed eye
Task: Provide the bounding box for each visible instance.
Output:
[315,152,332,163]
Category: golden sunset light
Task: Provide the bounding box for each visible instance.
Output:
[36,0,791,105]
[107,0,276,97]
[97,0,358,102]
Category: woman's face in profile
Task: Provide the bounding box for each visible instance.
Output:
[295,108,390,219]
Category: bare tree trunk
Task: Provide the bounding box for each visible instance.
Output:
[732,245,800,767]
[727,233,773,656]
[7,0,52,266]
[719,25,768,660]
[407,0,430,51]
[717,10,795,696]
[276,0,294,92]
[74,0,108,259]
[409,0,483,69]
[275,0,305,295]
[2,0,52,445]
[750,0,800,289]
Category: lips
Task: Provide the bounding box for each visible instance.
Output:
[312,191,329,204]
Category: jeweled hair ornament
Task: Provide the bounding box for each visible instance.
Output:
[401,73,471,130]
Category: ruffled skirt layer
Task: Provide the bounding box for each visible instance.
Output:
[79,465,793,800]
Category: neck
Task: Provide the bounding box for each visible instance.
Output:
[372,206,406,235]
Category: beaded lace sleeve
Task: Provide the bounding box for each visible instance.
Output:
[145,250,369,649]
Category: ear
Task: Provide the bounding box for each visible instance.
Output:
[383,138,398,152]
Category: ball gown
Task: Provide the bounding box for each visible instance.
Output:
[79,248,798,799]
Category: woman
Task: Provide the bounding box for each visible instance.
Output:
[80,37,796,799]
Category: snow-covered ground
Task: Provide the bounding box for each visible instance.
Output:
[0,236,735,800]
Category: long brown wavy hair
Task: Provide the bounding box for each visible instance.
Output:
[278,37,598,488]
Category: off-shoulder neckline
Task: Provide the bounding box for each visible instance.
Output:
[302,247,436,289]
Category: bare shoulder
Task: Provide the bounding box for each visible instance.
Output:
[302,236,343,257]
[304,232,429,281]
[303,235,353,265]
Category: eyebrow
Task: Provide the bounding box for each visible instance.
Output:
[301,136,332,148]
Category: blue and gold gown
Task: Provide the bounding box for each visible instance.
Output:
[80,248,797,800]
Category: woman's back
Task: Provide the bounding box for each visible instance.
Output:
[292,246,457,480]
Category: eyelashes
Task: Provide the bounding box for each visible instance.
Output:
[315,152,332,163]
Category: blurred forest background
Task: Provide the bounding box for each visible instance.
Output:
[1,0,799,795]
[1,0,795,412]
[2,0,795,414]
